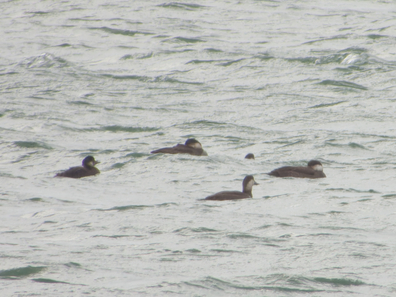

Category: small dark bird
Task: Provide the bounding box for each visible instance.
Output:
[55,156,100,178]
[204,175,258,201]
[268,160,326,179]
[245,153,255,159]
[151,138,208,156]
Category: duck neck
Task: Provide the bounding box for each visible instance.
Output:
[243,189,253,197]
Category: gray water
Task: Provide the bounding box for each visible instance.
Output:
[1,0,396,296]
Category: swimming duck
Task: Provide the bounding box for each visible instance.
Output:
[204,175,258,201]
[151,138,208,156]
[268,160,326,178]
[55,156,100,178]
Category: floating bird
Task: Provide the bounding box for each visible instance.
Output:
[245,153,255,159]
[55,156,100,178]
[151,138,208,156]
[204,175,258,201]
[268,160,326,178]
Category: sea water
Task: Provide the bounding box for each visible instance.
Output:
[1,0,396,296]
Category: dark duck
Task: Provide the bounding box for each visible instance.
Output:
[55,156,100,178]
[268,160,326,179]
[245,153,255,159]
[151,138,208,156]
[204,175,258,201]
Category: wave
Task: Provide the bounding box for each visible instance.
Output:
[96,202,177,212]
[89,26,153,37]
[100,73,150,81]
[317,80,368,90]
[158,2,206,10]
[181,274,366,294]
[17,53,70,69]
[13,141,53,150]
[162,36,206,44]
[32,278,70,284]
[0,266,46,279]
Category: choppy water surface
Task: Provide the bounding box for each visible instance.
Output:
[1,0,396,296]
